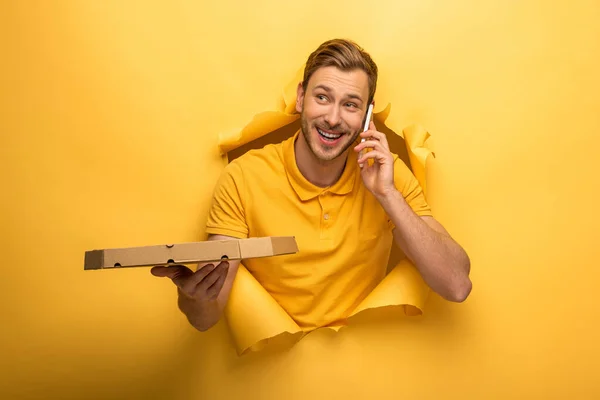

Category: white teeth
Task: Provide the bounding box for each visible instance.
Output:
[317,128,341,139]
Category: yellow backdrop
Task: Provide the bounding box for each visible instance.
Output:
[2,1,599,399]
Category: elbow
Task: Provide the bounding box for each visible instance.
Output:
[448,253,472,302]
[194,324,211,332]
[446,277,472,303]
[189,317,217,332]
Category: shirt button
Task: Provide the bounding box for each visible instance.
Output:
[324,213,330,220]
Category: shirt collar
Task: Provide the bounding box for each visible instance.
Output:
[283,130,357,201]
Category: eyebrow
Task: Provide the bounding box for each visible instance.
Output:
[313,84,365,103]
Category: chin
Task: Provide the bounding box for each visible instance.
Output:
[310,133,349,161]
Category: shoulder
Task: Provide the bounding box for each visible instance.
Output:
[390,153,424,196]
[223,138,288,179]
[389,153,432,216]
[390,153,415,181]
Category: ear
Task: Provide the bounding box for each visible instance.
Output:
[295,82,305,114]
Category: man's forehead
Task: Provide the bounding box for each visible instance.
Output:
[308,66,369,99]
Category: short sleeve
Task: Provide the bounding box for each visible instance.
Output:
[205,160,249,239]
[387,155,433,230]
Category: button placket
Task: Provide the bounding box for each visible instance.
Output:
[319,191,331,239]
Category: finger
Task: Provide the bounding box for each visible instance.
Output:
[360,129,387,143]
[358,150,390,165]
[360,128,389,149]
[356,142,387,168]
[193,257,229,272]
[195,260,216,271]
[181,263,218,294]
[354,140,386,153]
[150,265,194,289]
[197,261,229,294]
[206,266,229,300]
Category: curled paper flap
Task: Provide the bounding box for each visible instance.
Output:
[224,264,304,355]
[348,259,430,320]
[218,112,299,156]
[282,67,303,115]
[218,67,303,156]
[402,123,433,195]
[217,69,436,355]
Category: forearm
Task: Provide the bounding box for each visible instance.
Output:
[378,189,471,302]
[177,291,223,331]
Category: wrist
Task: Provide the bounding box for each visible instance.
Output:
[377,188,413,223]
[178,295,219,331]
[376,187,402,207]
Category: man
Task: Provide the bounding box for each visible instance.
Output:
[151,39,472,332]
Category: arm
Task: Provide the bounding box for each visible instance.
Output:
[355,121,472,302]
[380,191,471,302]
[151,234,241,331]
[156,159,248,330]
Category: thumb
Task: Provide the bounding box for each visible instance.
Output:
[369,120,377,130]
[150,265,193,288]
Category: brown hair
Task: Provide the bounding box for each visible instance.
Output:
[302,39,378,104]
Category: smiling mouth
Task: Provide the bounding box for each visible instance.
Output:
[317,127,343,142]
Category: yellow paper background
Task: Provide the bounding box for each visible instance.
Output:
[2,1,600,399]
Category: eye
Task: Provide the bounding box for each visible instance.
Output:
[345,102,358,109]
[316,94,328,101]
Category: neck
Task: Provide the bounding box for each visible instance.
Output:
[294,133,347,187]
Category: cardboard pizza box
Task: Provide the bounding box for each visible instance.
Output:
[84,236,298,270]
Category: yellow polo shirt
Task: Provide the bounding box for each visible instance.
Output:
[206,131,432,329]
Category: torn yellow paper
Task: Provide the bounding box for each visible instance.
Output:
[348,258,430,320]
[218,112,299,156]
[402,123,433,195]
[217,68,302,156]
[217,70,436,356]
[224,264,304,355]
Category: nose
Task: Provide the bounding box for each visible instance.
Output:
[324,106,341,128]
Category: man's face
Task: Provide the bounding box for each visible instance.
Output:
[296,66,370,162]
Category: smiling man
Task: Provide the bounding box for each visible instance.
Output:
[151,39,472,332]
